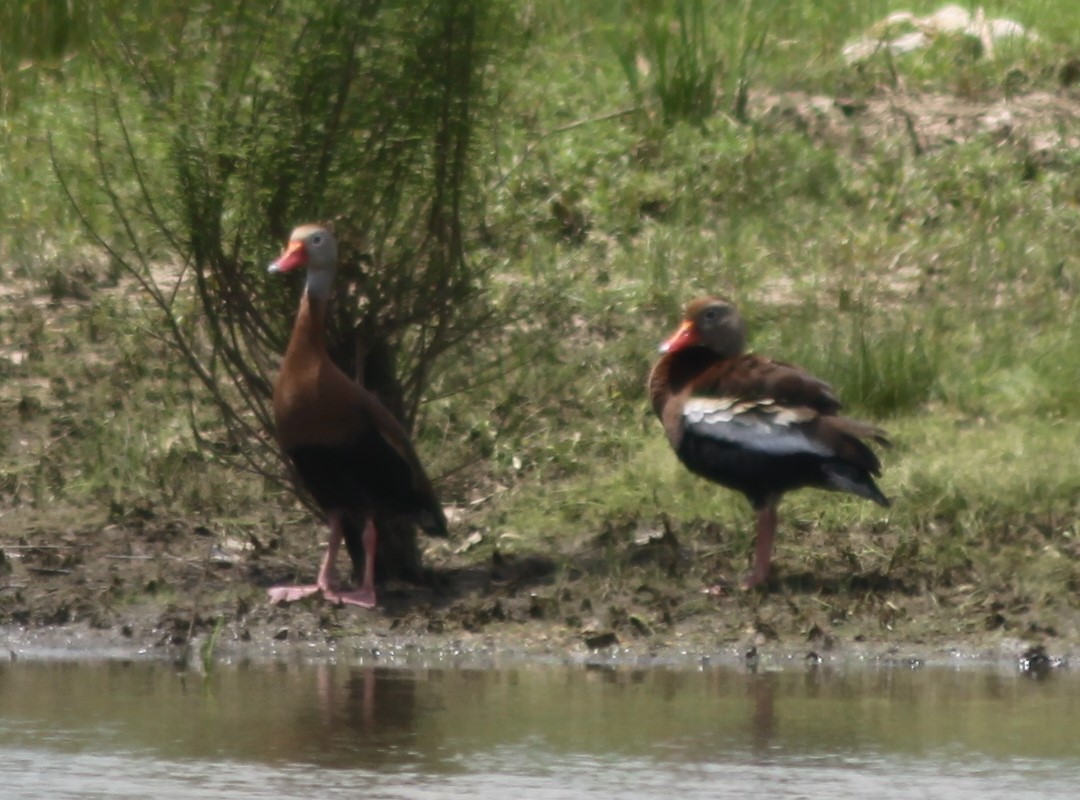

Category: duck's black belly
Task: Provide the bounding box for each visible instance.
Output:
[677,432,829,509]
[286,430,418,516]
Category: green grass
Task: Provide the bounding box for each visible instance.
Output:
[462,0,1080,598]
[1,1,1079,625]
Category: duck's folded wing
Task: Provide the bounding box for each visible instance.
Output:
[694,355,843,415]
[359,395,449,536]
[681,397,831,457]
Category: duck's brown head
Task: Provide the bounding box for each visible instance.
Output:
[659,296,747,359]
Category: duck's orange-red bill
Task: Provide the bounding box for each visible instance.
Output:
[269,239,307,273]
[659,320,700,354]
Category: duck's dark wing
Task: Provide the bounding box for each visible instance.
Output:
[676,356,889,508]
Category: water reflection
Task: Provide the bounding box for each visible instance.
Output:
[1,657,1079,798]
[280,667,406,768]
[748,671,778,755]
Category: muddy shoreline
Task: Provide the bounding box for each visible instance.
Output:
[2,504,1077,672]
[3,619,1071,675]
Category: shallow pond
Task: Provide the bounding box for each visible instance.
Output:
[1,653,1078,798]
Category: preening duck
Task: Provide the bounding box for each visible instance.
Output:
[648,297,889,589]
[266,224,447,608]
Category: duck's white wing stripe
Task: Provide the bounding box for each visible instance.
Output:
[682,397,831,457]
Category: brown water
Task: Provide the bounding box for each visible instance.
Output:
[1,655,1078,798]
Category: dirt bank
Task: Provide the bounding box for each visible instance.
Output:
[1,502,1075,670]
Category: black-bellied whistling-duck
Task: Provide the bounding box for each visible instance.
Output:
[266,224,447,608]
[649,297,890,590]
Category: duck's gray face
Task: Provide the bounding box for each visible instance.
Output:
[269,225,339,296]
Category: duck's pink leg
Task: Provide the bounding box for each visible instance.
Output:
[267,512,349,605]
[266,583,322,604]
[741,504,778,590]
[323,518,377,609]
[268,513,377,608]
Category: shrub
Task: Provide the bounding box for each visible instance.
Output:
[51,0,510,579]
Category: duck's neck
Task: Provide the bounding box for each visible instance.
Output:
[305,269,335,299]
[284,291,329,362]
[649,347,723,415]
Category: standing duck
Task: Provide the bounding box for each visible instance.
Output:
[648,297,889,589]
[266,224,447,608]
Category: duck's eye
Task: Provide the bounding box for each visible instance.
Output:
[703,309,717,322]
[311,234,323,247]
